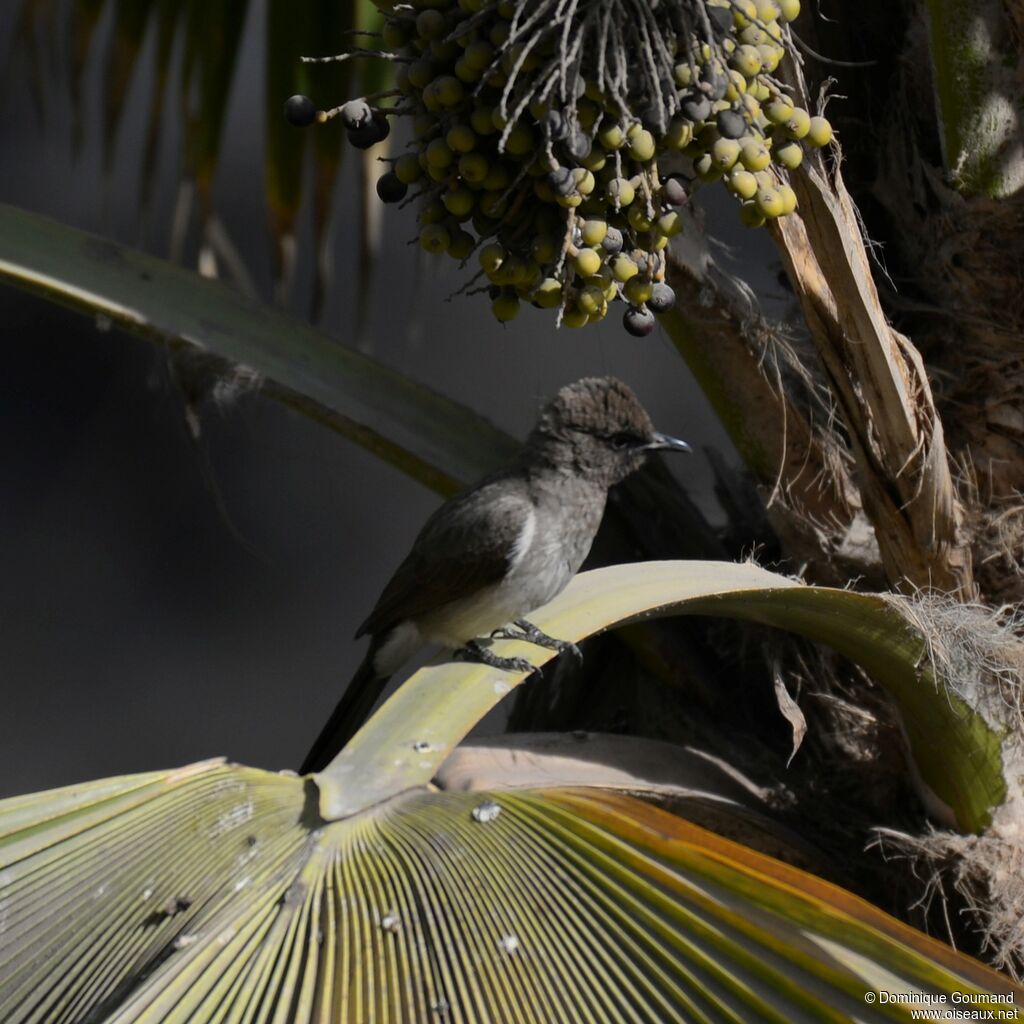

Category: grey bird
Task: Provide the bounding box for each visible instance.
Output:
[300,376,691,773]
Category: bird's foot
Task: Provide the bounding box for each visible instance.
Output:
[490,620,583,662]
[453,640,534,675]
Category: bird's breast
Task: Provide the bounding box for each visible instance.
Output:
[416,495,603,649]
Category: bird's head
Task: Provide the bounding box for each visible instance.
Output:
[527,376,691,487]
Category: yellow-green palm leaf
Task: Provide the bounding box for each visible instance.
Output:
[1,761,1018,1023]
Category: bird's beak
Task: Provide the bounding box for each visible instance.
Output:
[645,432,692,454]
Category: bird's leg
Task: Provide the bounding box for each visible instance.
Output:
[452,639,535,675]
[490,619,583,661]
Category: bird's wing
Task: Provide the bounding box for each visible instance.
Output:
[356,478,533,638]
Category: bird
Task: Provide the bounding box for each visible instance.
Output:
[300,376,691,773]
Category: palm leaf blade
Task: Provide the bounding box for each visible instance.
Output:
[1,765,1018,1022]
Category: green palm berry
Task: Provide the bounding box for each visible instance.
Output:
[562,306,589,328]
[694,153,718,181]
[577,284,605,315]
[412,114,435,139]
[463,39,493,70]
[420,224,450,253]
[758,44,783,72]
[778,0,800,20]
[435,76,465,107]
[764,98,795,125]
[627,204,653,230]
[711,137,741,170]
[657,211,682,237]
[581,219,608,247]
[727,168,758,199]
[416,8,445,39]
[470,106,497,135]
[755,187,785,218]
[806,116,833,147]
[784,108,811,139]
[533,277,562,308]
[574,248,602,276]
[447,229,475,260]
[664,119,693,150]
[574,169,596,196]
[492,293,520,322]
[533,179,556,202]
[531,236,560,263]
[504,123,535,156]
[458,152,489,184]
[479,243,505,274]
[426,139,454,168]
[739,201,766,227]
[606,178,635,208]
[408,59,434,89]
[673,63,693,87]
[489,21,510,47]
[778,184,798,214]
[382,20,409,49]
[611,254,639,282]
[598,122,626,150]
[420,200,447,224]
[730,44,762,78]
[628,128,656,162]
[446,124,477,153]
[442,186,474,217]
[454,58,479,84]
[394,153,423,185]
[739,138,771,171]
[773,140,803,169]
[623,278,654,304]
[482,163,512,190]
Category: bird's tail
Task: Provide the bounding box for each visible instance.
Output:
[299,652,389,774]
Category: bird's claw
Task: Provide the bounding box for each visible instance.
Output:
[560,641,583,661]
[453,643,535,676]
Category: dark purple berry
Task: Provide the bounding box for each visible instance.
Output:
[376,171,408,203]
[547,166,576,196]
[563,130,591,161]
[542,109,569,142]
[348,114,390,149]
[708,6,732,30]
[340,99,372,131]
[623,305,656,337]
[701,71,729,101]
[284,94,317,128]
[647,282,676,314]
[601,225,624,254]
[679,93,711,122]
[662,177,689,206]
[716,109,746,139]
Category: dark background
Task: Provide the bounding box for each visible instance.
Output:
[0,0,784,796]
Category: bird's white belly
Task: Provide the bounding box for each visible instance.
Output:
[418,512,582,649]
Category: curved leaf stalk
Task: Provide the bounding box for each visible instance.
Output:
[322,561,1004,833]
[0,204,518,495]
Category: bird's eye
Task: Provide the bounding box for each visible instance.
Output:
[610,432,635,450]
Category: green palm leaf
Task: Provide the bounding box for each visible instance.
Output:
[1,762,1017,1023]
[0,203,517,494]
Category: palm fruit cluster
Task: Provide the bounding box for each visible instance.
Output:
[288,0,832,335]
